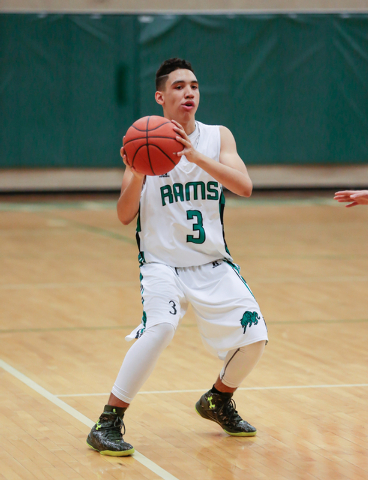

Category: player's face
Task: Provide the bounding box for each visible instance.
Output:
[158,69,200,121]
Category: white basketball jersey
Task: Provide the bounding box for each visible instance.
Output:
[136,121,233,268]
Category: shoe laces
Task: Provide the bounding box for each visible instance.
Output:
[99,414,126,440]
[219,399,243,425]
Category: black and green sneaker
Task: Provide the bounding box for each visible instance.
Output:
[87,405,134,456]
[195,391,257,437]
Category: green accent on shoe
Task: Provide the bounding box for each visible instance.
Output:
[195,406,201,416]
[197,405,256,435]
[223,429,257,437]
[195,391,257,436]
[87,440,135,456]
[86,408,134,456]
[100,447,135,456]
[208,396,215,409]
[86,440,99,451]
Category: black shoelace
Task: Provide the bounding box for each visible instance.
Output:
[219,399,243,425]
[99,414,126,440]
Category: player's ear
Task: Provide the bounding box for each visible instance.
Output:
[155,91,164,106]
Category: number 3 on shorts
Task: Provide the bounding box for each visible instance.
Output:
[169,300,177,315]
[187,210,206,244]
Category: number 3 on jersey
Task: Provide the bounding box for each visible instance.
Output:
[187,210,206,244]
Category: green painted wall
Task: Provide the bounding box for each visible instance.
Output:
[1,13,368,167]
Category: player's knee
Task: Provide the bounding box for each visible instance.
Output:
[145,322,175,348]
[220,341,266,388]
[157,322,176,345]
[239,340,266,362]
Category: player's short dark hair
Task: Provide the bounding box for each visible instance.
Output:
[155,58,195,91]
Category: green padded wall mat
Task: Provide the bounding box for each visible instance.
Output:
[1,14,368,167]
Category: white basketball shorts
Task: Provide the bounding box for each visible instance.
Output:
[126,259,268,360]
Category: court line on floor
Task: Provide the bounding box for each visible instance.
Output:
[251,276,368,283]
[38,211,137,246]
[60,219,136,245]
[0,281,138,290]
[56,383,368,397]
[0,201,117,212]
[226,198,339,207]
[1,318,367,335]
[0,359,179,480]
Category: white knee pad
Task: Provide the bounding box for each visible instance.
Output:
[112,323,175,404]
[220,340,266,389]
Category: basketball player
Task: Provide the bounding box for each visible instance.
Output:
[334,190,368,207]
[87,58,268,456]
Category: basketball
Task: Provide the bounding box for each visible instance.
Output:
[123,116,183,176]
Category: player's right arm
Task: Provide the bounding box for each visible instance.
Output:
[117,147,145,225]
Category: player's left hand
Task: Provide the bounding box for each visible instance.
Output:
[334,190,368,207]
[171,120,200,163]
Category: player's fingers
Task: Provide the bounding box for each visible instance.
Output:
[350,192,368,198]
[176,135,191,147]
[121,150,129,166]
[130,166,145,179]
[173,126,188,139]
[335,190,355,195]
[346,202,358,208]
[335,195,351,201]
[175,148,189,156]
[173,130,183,138]
[171,119,183,129]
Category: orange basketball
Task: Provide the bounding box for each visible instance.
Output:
[123,116,183,176]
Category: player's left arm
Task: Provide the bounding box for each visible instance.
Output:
[173,121,252,197]
[217,126,253,197]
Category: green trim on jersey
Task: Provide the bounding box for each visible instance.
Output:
[136,206,146,266]
[219,189,231,256]
[136,206,141,233]
[138,251,146,266]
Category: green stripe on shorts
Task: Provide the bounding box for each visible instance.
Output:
[223,259,256,299]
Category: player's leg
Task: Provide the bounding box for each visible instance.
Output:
[195,340,266,436]
[87,323,175,455]
[181,260,268,436]
[87,264,186,456]
[111,322,175,403]
[217,338,266,391]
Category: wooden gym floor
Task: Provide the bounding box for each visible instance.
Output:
[0,191,367,480]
